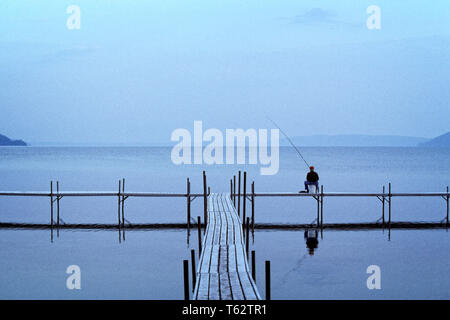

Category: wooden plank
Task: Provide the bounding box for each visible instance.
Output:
[197,196,216,274]
[195,273,210,300]
[203,193,216,246]
[213,208,222,245]
[208,193,214,212]
[219,194,234,245]
[210,245,220,273]
[228,245,237,273]
[247,273,261,300]
[199,244,213,274]
[234,244,248,273]
[223,194,244,245]
[219,272,232,300]
[208,273,220,300]
[219,197,228,245]
[203,211,215,246]
[238,272,259,300]
[219,245,228,274]
[228,272,245,300]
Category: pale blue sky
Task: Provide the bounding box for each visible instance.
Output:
[0,0,449,144]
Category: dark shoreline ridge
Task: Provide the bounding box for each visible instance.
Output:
[0,134,27,146]
[419,131,450,147]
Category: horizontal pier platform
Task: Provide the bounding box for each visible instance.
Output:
[254,192,449,197]
[0,191,447,197]
[0,191,205,197]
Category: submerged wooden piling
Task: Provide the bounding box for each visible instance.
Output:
[191,249,196,291]
[320,185,324,227]
[382,185,385,226]
[183,259,189,300]
[56,181,60,227]
[316,193,320,227]
[252,250,256,281]
[243,171,247,224]
[203,171,207,228]
[122,178,125,227]
[265,261,271,300]
[197,216,202,257]
[187,178,191,229]
[233,175,236,207]
[251,181,255,231]
[388,183,392,228]
[238,171,241,216]
[246,217,250,259]
[117,180,121,228]
[50,181,53,228]
[446,186,449,226]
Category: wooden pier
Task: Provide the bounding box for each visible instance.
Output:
[193,193,260,300]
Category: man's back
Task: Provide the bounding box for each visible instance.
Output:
[307,171,319,182]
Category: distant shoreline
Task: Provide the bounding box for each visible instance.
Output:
[4,132,449,148]
[3,144,449,148]
[0,134,27,146]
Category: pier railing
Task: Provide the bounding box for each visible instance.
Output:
[0,172,448,229]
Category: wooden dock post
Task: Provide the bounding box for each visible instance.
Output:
[251,181,255,231]
[265,261,271,300]
[388,183,392,229]
[243,171,247,224]
[230,179,233,201]
[183,259,189,300]
[191,249,196,291]
[246,217,250,259]
[117,180,121,228]
[233,175,236,207]
[121,178,125,227]
[187,178,191,229]
[197,216,202,257]
[251,250,256,281]
[320,185,324,228]
[203,171,207,228]
[50,181,53,228]
[56,181,60,227]
[238,171,241,217]
[382,185,385,226]
[316,193,320,228]
[446,186,449,226]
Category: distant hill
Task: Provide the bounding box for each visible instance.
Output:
[418,132,450,147]
[282,134,429,147]
[0,134,27,146]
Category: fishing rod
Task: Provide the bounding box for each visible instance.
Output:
[267,117,310,168]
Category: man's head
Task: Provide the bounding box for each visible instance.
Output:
[309,166,315,172]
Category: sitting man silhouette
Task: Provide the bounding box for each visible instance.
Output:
[301,166,319,193]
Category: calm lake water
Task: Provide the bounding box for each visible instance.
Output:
[0,146,449,299]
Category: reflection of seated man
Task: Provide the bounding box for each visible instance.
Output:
[304,229,319,256]
[303,166,319,193]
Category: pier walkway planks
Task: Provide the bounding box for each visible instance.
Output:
[193,193,261,300]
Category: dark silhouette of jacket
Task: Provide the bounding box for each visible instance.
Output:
[306,171,319,182]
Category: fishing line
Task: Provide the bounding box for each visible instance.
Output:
[267,117,310,168]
